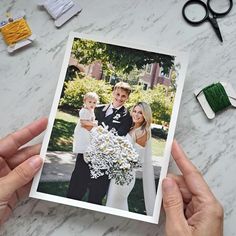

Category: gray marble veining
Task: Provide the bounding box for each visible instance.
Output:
[0,0,236,235]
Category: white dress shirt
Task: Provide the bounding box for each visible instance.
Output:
[105,104,123,117]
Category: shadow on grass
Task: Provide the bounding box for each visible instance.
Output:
[37,179,159,215]
[48,118,75,152]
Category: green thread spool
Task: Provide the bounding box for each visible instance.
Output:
[202,82,231,113]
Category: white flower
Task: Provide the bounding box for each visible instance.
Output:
[113,114,121,120]
[84,125,140,185]
[120,163,131,170]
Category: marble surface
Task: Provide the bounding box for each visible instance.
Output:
[0,0,236,235]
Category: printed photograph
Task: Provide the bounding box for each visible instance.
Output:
[30,33,187,223]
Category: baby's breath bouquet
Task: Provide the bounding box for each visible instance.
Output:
[84,125,140,185]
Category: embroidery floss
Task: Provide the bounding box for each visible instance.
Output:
[39,0,82,27]
[1,18,32,45]
[43,0,74,19]
[0,12,36,53]
[195,82,236,119]
[201,82,231,113]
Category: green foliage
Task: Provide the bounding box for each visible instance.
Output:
[169,63,181,90]
[72,38,174,76]
[60,75,112,109]
[150,86,173,124]
[60,75,173,124]
[127,85,173,124]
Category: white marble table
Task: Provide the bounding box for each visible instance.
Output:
[0,0,236,235]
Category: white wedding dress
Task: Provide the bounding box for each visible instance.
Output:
[106,134,156,216]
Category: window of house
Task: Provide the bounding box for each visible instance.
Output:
[146,64,152,73]
[143,83,148,90]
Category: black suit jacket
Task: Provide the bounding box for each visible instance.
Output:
[94,104,132,136]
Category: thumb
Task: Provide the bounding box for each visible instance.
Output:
[162,177,187,233]
[1,155,42,199]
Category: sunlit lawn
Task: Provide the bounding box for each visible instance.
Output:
[48,111,78,151]
[56,110,78,123]
[151,137,166,157]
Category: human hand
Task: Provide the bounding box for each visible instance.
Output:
[162,140,223,236]
[0,118,48,224]
[80,120,94,131]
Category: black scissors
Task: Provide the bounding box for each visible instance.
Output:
[182,0,233,42]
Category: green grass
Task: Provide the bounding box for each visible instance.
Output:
[48,111,78,151]
[151,137,166,157]
[37,178,159,215]
[56,110,78,123]
[38,181,69,197]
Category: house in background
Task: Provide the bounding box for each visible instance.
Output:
[68,57,173,89]
[68,56,103,80]
[68,57,85,73]
[139,63,172,90]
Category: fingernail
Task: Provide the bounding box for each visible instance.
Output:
[28,156,42,170]
[162,178,175,193]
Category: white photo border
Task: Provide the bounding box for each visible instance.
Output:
[30,32,189,224]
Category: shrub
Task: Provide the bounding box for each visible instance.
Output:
[60,75,112,110]
[127,85,173,124]
[60,75,174,124]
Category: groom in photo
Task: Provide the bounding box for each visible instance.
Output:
[67,82,133,205]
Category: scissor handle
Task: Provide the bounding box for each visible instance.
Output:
[182,0,209,25]
[207,0,233,18]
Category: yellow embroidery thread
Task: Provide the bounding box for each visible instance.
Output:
[1,18,32,45]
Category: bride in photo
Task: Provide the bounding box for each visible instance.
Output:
[106,102,156,216]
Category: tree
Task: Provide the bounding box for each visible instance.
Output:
[170,63,181,90]
[72,38,175,77]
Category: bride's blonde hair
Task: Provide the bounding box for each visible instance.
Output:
[130,102,152,141]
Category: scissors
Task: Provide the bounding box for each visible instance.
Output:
[182,0,233,42]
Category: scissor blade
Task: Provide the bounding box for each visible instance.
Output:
[209,17,223,43]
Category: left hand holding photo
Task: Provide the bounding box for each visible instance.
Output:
[0,117,48,224]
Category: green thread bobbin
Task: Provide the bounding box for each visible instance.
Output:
[202,82,231,113]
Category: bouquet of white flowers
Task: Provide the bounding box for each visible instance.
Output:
[84,125,141,185]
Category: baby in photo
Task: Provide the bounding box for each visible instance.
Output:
[73,92,99,154]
